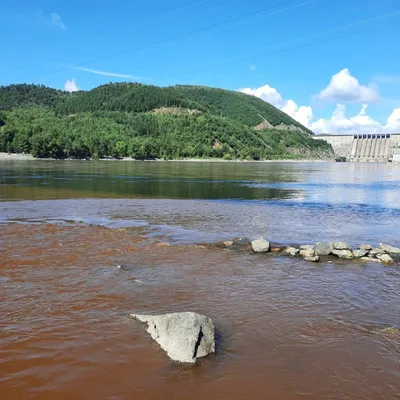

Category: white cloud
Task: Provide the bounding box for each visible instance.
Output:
[281,100,313,128]
[239,68,400,134]
[50,13,65,29]
[249,64,257,71]
[311,104,400,134]
[318,68,378,103]
[386,108,400,131]
[64,78,79,92]
[241,84,284,107]
[240,84,313,127]
[74,66,140,79]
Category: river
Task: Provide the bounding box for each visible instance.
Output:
[1,160,399,399]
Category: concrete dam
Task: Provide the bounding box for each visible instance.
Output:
[313,133,400,162]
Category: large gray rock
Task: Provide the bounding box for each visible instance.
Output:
[334,242,351,250]
[130,312,215,363]
[314,242,334,256]
[251,239,270,253]
[332,249,354,259]
[379,243,400,255]
[353,248,369,258]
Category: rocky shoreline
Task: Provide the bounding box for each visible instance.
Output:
[218,239,400,265]
[0,152,330,163]
[0,152,35,160]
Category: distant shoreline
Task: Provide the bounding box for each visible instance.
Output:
[0,152,36,160]
[0,152,333,163]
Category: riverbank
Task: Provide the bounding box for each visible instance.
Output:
[0,152,331,163]
[0,152,35,160]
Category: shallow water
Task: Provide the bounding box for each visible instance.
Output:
[1,160,400,399]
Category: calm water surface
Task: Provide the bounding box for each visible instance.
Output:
[1,160,399,399]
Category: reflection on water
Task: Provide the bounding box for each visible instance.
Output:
[1,160,400,400]
[1,160,400,206]
[1,160,400,245]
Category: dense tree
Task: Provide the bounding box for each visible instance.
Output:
[173,85,313,133]
[0,84,66,110]
[0,83,332,160]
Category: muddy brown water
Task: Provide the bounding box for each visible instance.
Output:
[1,161,400,399]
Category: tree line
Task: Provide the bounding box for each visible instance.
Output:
[0,83,332,160]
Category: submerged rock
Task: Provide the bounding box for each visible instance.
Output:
[314,242,334,256]
[285,247,300,256]
[130,312,215,363]
[271,247,283,252]
[378,327,400,335]
[379,243,400,255]
[360,257,382,263]
[251,239,270,253]
[332,249,354,259]
[117,264,134,271]
[333,242,351,250]
[304,255,320,262]
[377,254,394,264]
[353,248,369,258]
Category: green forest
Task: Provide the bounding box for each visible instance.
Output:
[0,83,333,160]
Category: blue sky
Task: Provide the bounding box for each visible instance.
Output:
[1,0,400,133]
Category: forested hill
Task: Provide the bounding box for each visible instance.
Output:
[173,85,313,132]
[0,83,332,160]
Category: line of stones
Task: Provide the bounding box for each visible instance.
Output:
[243,239,400,264]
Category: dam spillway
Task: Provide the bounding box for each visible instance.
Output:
[313,133,400,162]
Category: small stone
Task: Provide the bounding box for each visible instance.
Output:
[378,254,394,264]
[304,255,320,262]
[369,248,384,257]
[285,247,300,256]
[223,241,234,247]
[332,249,354,259]
[360,244,372,250]
[360,257,382,263]
[300,249,315,258]
[353,248,369,258]
[270,247,283,252]
[251,239,270,253]
[314,242,334,256]
[333,242,351,250]
[379,243,400,254]
[157,242,170,247]
[379,327,400,335]
[300,245,315,251]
